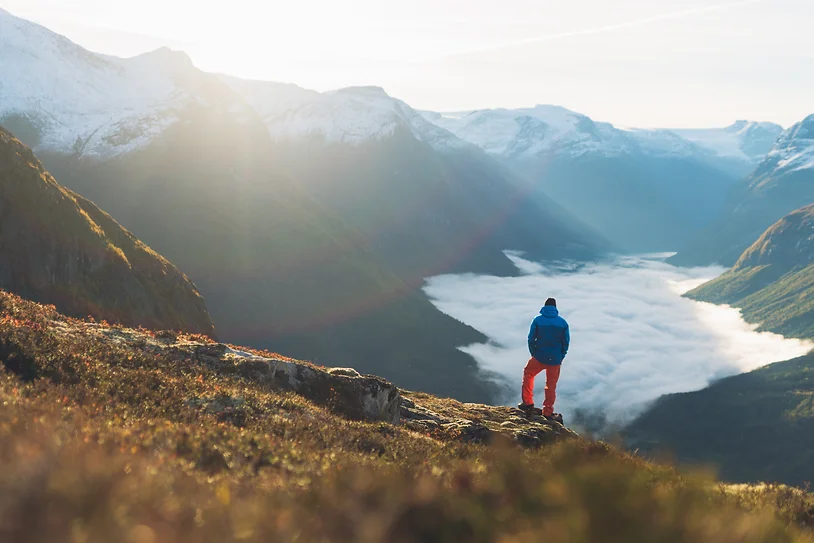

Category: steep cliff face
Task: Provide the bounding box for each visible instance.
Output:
[0,127,214,334]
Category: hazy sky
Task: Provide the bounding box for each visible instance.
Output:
[3,0,812,127]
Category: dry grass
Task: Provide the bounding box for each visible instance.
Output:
[0,290,812,542]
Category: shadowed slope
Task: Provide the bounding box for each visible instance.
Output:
[0,127,214,334]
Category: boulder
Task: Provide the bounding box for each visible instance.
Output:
[194,344,401,424]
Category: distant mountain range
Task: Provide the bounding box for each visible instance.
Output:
[0,127,214,334]
[671,115,814,267]
[0,7,806,404]
[0,8,613,401]
[421,107,781,252]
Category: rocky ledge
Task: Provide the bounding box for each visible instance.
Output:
[50,317,576,447]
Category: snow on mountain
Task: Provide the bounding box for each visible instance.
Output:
[1,7,785,167]
[765,115,814,174]
[0,8,250,158]
[422,106,708,161]
[1,6,468,157]
[671,121,783,165]
[263,86,470,151]
[218,76,320,125]
[422,107,785,168]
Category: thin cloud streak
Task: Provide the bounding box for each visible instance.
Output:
[415,0,764,62]
[424,254,812,428]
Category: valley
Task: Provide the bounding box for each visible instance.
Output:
[1,4,814,538]
[424,253,813,430]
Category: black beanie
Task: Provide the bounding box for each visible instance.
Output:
[545,298,557,307]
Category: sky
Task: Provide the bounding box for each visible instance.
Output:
[424,254,813,431]
[2,0,813,127]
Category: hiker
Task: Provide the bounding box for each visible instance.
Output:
[519,298,570,420]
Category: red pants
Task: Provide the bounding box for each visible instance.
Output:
[522,358,561,416]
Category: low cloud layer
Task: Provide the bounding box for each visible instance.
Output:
[424,254,813,427]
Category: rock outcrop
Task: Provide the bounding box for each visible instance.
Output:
[400,393,577,447]
[41,302,576,445]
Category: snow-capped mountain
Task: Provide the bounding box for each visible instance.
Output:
[253,86,469,152]
[0,5,472,160]
[671,121,783,167]
[218,75,319,126]
[761,115,814,178]
[422,106,754,252]
[422,106,711,161]
[0,8,610,402]
[672,114,814,267]
[422,107,782,173]
[0,8,254,158]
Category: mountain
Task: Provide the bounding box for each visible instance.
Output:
[628,207,814,486]
[256,87,609,281]
[626,352,814,487]
[33,105,496,402]
[424,106,743,252]
[671,115,814,267]
[0,126,214,334]
[687,204,814,338]
[0,9,610,402]
[671,121,784,177]
[2,289,813,541]
[0,8,253,158]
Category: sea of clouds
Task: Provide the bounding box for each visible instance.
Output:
[424,253,813,428]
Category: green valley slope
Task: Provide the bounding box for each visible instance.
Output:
[687,203,814,339]
[0,127,214,335]
[628,204,814,486]
[626,353,814,486]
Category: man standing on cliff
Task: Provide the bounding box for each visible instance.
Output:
[519,298,570,422]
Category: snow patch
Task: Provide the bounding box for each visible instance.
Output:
[671,121,783,164]
[763,116,814,174]
[0,10,199,157]
[264,86,470,151]
[424,105,708,160]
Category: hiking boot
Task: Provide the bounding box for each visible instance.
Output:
[544,413,564,424]
[518,403,543,417]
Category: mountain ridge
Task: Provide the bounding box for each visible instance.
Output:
[1,7,616,403]
[0,126,215,334]
[671,114,814,267]
[687,203,814,339]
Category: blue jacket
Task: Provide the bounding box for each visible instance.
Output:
[528,306,570,365]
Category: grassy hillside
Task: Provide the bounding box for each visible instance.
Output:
[631,205,814,486]
[687,204,814,339]
[0,127,214,335]
[1,290,813,542]
[626,353,814,487]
